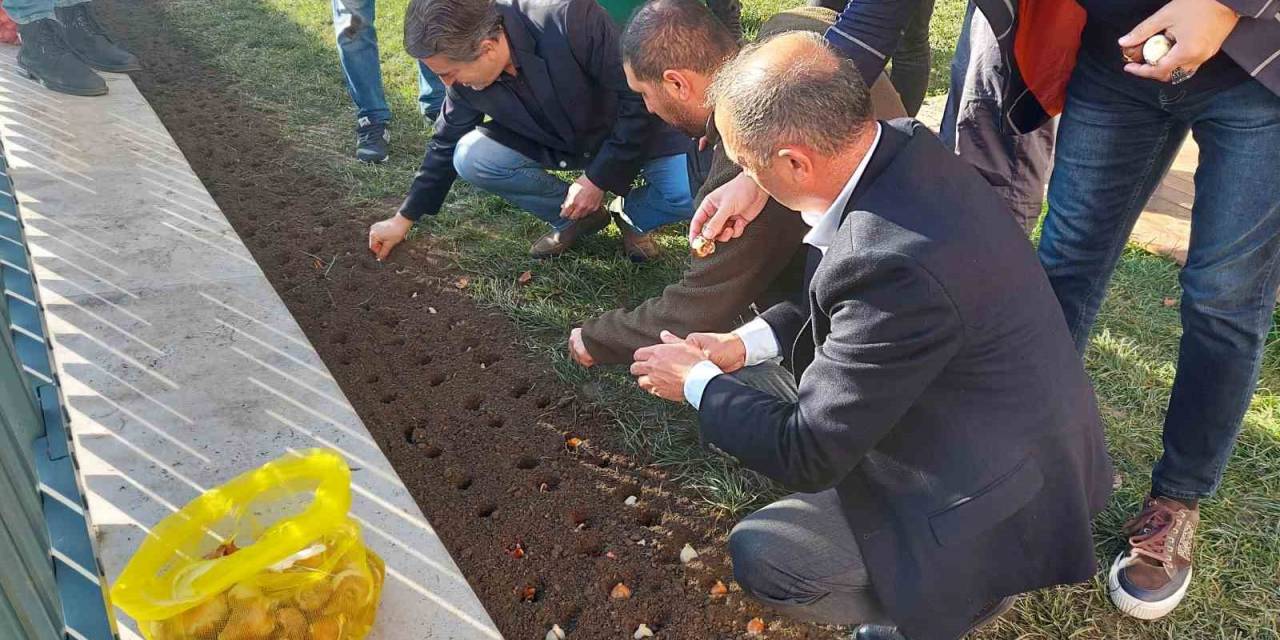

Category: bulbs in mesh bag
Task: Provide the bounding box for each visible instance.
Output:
[172,593,229,638]
[217,597,274,640]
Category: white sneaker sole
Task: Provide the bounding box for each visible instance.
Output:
[1107,551,1191,620]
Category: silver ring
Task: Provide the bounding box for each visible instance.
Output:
[1171,67,1193,85]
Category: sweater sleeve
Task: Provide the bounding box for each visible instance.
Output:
[580,203,809,364]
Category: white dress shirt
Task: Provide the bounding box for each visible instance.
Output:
[684,124,883,409]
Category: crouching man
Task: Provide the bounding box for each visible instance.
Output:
[568,0,908,367]
[630,33,1114,640]
[369,0,694,262]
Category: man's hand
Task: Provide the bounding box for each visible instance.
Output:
[689,172,769,244]
[562,176,605,220]
[1119,0,1239,83]
[682,331,747,373]
[630,332,706,401]
[369,213,415,261]
[569,328,596,368]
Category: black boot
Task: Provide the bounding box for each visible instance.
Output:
[15,18,107,96]
[55,2,140,73]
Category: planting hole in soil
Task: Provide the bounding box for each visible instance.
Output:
[634,508,661,528]
[535,474,561,492]
[421,445,444,459]
[475,503,498,519]
[427,372,447,387]
[464,394,484,411]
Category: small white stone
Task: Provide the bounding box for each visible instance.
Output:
[624,495,638,506]
[679,543,699,565]
[633,624,654,639]
[428,306,438,314]
[545,624,566,640]
[1143,34,1173,65]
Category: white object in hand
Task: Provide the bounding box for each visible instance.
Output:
[1143,34,1173,65]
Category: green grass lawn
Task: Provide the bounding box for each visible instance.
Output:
[146,0,1279,636]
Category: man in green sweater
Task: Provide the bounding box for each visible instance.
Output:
[569,0,906,367]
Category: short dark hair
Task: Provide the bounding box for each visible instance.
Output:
[708,32,873,168]
[404,0,504,61]
[621,0,739,83]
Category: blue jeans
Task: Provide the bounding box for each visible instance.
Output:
[453,130,693,233]
[331,0,444,124]
[2,0,85,23]
[1038,51,1280,500]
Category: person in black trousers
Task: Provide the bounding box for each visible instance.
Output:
[809,0,935,115]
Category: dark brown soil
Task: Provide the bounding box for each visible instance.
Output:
[97,1,833,638]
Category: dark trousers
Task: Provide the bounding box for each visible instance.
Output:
[1038,50,1280,500]
[723,364,889,626]
[806,0,935,116]
[939,0,1055,233]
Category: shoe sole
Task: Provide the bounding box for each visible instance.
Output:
[70,47,142,73]
[18,65,108,97]
[355,154,390,164]
[962,594,1018,635]
[1107,552,1191,620]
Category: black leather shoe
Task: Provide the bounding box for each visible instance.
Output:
[849,595,1016,640]
[529,208,610,259]
[15,18,106,96]
[55,3,141,73]
[850,624,906,640]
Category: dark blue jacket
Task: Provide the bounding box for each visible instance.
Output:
[398,0,690,220]
[698,120,1114,640]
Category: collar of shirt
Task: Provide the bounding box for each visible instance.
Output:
[801,122,882,254]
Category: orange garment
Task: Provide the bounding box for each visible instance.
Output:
[1015,0,1087,117]
[0,9,18,45]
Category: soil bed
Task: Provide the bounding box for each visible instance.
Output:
[96,1,833,638]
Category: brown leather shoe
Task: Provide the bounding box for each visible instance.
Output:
[619,220,661,262]
[1107,496,1198,620]
[529,208,610,259]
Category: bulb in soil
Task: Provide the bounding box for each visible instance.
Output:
[679,543,699,565]
[634,623,655,639]
[746,617,766,636]
[709,580,729,598]
[610,582,633,600]
[546,624,566,640]
[624,495,638,506]
[1143,34,1173,64]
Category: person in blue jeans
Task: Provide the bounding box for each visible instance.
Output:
[368,0,694,263]
[1038,0,1280,622]
[333,0,446,163]
[4,0,138,96]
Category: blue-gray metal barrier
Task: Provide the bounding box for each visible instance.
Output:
[1,140,117,640]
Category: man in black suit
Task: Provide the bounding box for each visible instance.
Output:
[367,0,693,262]
[630,32,1114,640]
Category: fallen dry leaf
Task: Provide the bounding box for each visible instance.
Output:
[505,541,525,559]
[610,583,632,600]
[746,617,766,636]
[518,270,533,285]
[709,580,728,598]
[455,277,470,289]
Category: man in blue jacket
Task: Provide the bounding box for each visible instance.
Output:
[632,33,1114,640]
[367,0,694,262]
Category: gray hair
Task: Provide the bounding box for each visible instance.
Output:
[621,0,738,83]
[707,32,872,169]
[404,0,504,61]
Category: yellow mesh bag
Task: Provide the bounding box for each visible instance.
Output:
[111,449,385,640]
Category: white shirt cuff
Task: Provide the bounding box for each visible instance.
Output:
[732,317,781,367]
[683,360,725,410]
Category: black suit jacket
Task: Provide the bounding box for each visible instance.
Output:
[699,120,1113,640]
[397,0,690,220]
